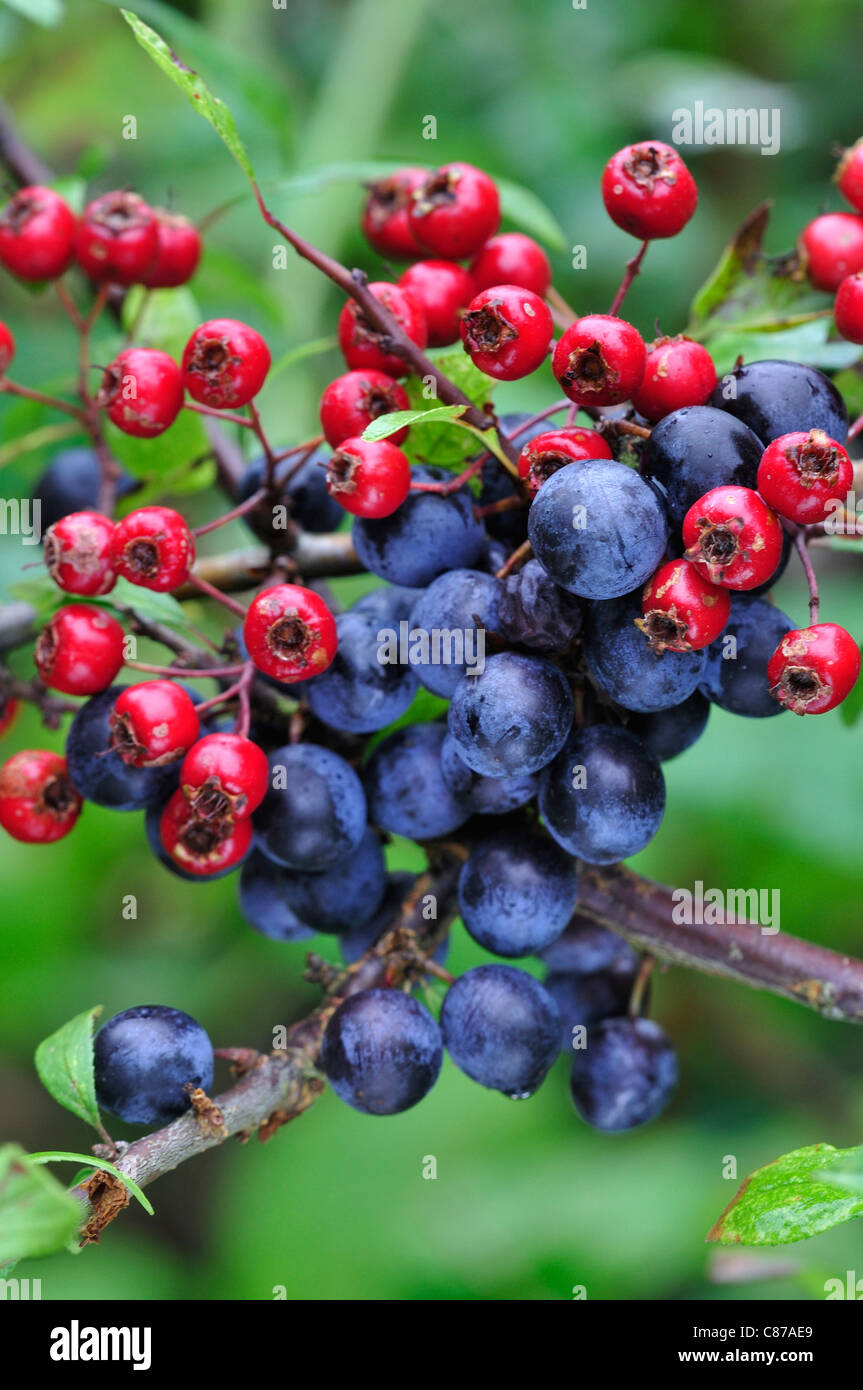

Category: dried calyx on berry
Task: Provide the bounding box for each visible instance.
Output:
[552,315,646,407]
[756,429,853,525]
[243,584,338,683]
[159,787,251,876]
[0,750,82,844]
[682,486,783,591]
[460,285,553,381]
[75,191,158,285]
[768,622,861,716]
[636,559,730,653]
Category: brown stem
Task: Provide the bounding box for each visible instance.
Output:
[193,487,267,537]
[792,526,820,625]
[0,99,54,184]
[609,240,649,317]
[0,379,85,421]
[184,401,255,429]
[495,538,533,579]
[186,572,248,619]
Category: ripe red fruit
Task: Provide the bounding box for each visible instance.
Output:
[682,486,784,591]
[43,510,117,597]
[97,348,184,438]
[319,369,409,448]
[631,335,717,421]
[0,321,14,373]
[111,506,195,592]
[0,697,18,738]
[460,284,553,381]
[552,314,646,406]
[182,318,271,409]
[326,437,411,518]
[601,143,697,240]
[108,681,200,768]
[409,162,500,259]
[799,212,863,292]
[141,211,202,288]
[75,191,158,284]
[159,786,252,876]
[834,271,863,344]
[361,167,427,260]
[636,558,730,653]
[757,430,853,525]
[337,282,427,378]
[34,605,125,696]
[180,732,269,820]
[243,584,337,683]
[517,426,612,493]
[398,260,476,346]
[0,185,77,281]
[0,750,82,844]
[768,623,861,716]
[837,140,863,213]
[470,232,551,298]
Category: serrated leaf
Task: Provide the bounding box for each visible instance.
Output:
[2,0,64,27]
[121,9,255,182]
[29,1152,154,1216]
[34,1006,102,1130]
[707,1143,863,1246]
[104,407,208,481]
[362,404,467,443]
[0,1146,81,1264]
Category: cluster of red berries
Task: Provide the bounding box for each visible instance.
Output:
[795,140,863,345]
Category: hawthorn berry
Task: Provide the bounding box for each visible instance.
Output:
[180,732,269,820]
[799,212,863,292]
[834,272,863,344]
[326,437,411,518]
[97,348,184,438]
[0,697,18,738]
[768,622,861,715]
[361,166,427,260]
[409,161,500,260]
[159,787,252,877]
[75,191,158,284]
[601,142,697,240]
[337,281,427,378]
[632,335,718,422]
[141,211,202,288]
[319,369,409,448]
[34,605,125,696]
[517,426,612,493]
[243,584,337,683]
[182,318,270,409]
[0,750,82,844]
[553,314,646,407]
[0,321,15,374]
[757,430,853,525]
[470,232,551,298]
[108,681,200,768]
[398,259,476,346]
[682,486,783,590]
[0,185,77,281]
[460,285,553,381]
[636,558,730,653]
[43,510,117,597]
[110,506,195,592]
[837,139,863,213]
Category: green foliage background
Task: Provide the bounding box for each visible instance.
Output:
[2,0,863,1301]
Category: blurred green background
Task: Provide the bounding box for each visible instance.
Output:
[2,0,863,1301]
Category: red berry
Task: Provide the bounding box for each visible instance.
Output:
[631,335,717,421]
[319,369,409,448]
[326,437,411,518]
[768,622,861,716]
[182,318,270,409]
[0,697,18,738]
[34,605,125,696]
[337,281,427,378]
[180,732,269,820]
[682,486,784,591]
[470,232,551,298]
[0,186,77,281]
[799,212,863,292]
[837,140,863,213]
[243,584,337,683]
[0,320,15,373]
[108,680,200,768]
[601,143,697,240]
[460,284,553,381]
[97,348,184,438]
[141,211,202,288]
[361,167,427,260]
[552,314,646,406]
[757,430,853,525]
[398,260,476,346]
[409,162,500,259]
[517,426,612,493]
[44,510,117,597]
[636,558,730,653]
[75,191,158,285]
[159,787,252,876]
[111,506,195,592]
[0,750,82,844]
[834,271,863,343]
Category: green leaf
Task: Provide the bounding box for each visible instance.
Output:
[197,245,287,326]
[817,1150,863,1195]
[399,353,498,468]
[121,9,255,182]
[707,1143,863,1246]
[0,1146,81,1265]
[839,651,863,726]
[34,1006,103,1131]
[362,404,468,443]
[363,688,450,760]
[97,576,202,633]
[121,284,201,359]
[2,0,64,27]
[268,336,338,382]
[104,407,208,481]
[49,176,86,215]
[832,365,863,418]
[701,318,860,379]
[496,176,568,253]
[29,1152,154,1216]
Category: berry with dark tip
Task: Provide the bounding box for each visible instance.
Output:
[539,724,666,864]
[65,686,182,811]
[237,446,344,540]
[799,211,863,292]
[255,743,366,870]
[111,505,195,592]
[441,964,560,1097]
[448,651,574,778]
[0,185,77,281]
[583,593,707,712]
[569,1016,678,1132]
[757,430,853,525]
[834,271,863,343]
[552,314,646,407]
[708,359,848,445]
[94,1005,214,1126]
[601,141,697,240]
[238,850,316,942]
[159,787,252,877]
[682,485,784,590]
[337,281,427,378]
[34,604,125,696]
[767,622,861,716]
[325,436,411,518]
[458,830,579,958]
[182,318,270,408]
[305,607,418,733]
[141,210,202,288]
[361,166,427,260]
[701,594,795,719]
[460,284,553,380]
[517,426,612,493]
[322,988,443,1116]
[409,162,500,260]
[97,347,184,438]
[469,232,551,297]
[539,914,640,977]
[642,405,763,530]
[629,689,711,762]
[497,559,584,651]
[364,722,469,840]
[44,509,117,596]
[243,584,337,684]
[108,681,200,768]
[0,750,82,843]
[75,191,158,284]
[352,464,485,587]
[631,335,717,422]
[180,732,269,821]
[407,567,503,698]
[439,732,538,815]
[398,259,476,346]
[319,369,410,448]
[637,558,730,653]
[545,969,636,1053]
